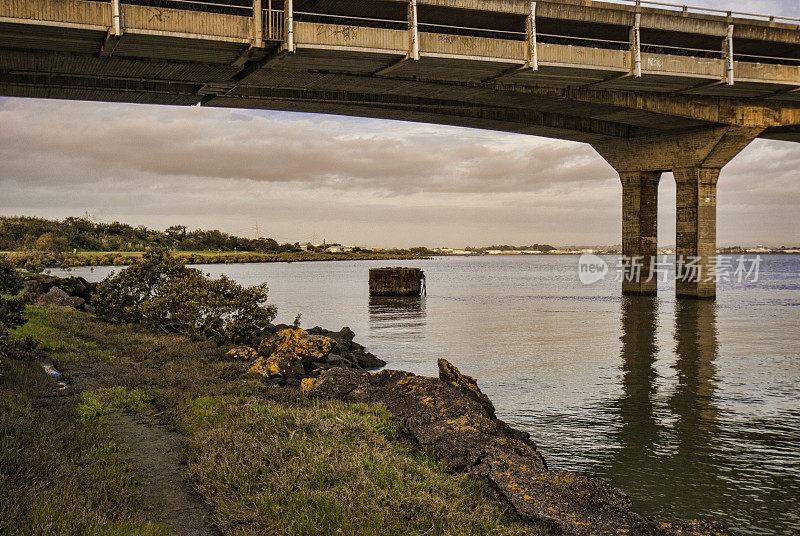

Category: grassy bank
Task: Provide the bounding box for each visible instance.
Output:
[1,306,546,536]
[1,250,432,269]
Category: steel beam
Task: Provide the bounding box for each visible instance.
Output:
[631,13,642,78]
[409,0,419,61]
[527,1,538,70]
[724,23,734,85]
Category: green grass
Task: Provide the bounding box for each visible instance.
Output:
[0,356,171,536]
[12,307,120,363]
[1,306,547,536]
[77,386,151,423]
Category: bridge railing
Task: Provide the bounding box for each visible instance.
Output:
[594,0,800,25]
[102,1,800,66]
[289,10,800,66]
[265,6,283,41]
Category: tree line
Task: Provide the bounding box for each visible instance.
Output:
[0,216,302,253]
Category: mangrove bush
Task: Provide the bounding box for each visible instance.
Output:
[93,249,276,343]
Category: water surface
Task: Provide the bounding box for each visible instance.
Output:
[60,255,800,535]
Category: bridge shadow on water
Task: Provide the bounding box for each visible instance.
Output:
[596,296,800,534]
[605,297,724,521]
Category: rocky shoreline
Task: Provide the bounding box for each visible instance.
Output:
[308,363,734,536]
[22,275,735,535]
[228,326,735,536]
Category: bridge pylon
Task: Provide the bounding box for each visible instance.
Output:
[592,126,763,300]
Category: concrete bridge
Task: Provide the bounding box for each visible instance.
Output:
[1,0,799,298]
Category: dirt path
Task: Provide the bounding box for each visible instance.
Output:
[110,413,219,536]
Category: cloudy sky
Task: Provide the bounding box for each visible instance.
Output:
[1,0,799,248]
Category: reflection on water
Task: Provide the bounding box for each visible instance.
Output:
[610,297,661,478]
[368,296,427,363]
[607,298,725,521]
[669,300,720,482]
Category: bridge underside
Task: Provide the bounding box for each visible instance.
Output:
[1,0,800,298]
[1,39,798,145]
[1,4,799,144]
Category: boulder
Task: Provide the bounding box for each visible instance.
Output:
[354,350,386,369]
[23,276,58,297]
[59,277,94,301]
[38,287,76,307]
[25,276,96,309]
[337,326,356,343]
[325,353,349,367]
[68,296,86,309]
[308,363,543,471]
[259,323,385,371]
[437,359,495,417]
[249,328,335,379]
[304,367,369,399]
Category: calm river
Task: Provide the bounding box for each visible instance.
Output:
[59,255,800,535]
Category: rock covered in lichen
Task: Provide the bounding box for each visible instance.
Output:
[225,346,259,362]
[306,360,737,536]
[437,358,496,417]
[249,328,335,378]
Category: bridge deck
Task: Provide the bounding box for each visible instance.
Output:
[1,0,799,143]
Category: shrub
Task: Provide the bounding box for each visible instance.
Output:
[0,257,23,296]
[23,256,44,274]
[93,249,276,343]
[0,257,27,361]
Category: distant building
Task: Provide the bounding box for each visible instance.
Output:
[434,248,477,255]
[326,245,354,253]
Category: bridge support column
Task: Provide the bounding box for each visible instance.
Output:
[592,126,762,300]
[621,171,661,295]
[674,167,720,299]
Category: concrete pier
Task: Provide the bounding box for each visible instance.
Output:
[593,126,763,299]
[369,268,425,296]
[620,172,661,296]
[675,167,719,299]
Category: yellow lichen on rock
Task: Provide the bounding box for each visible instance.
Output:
[225,345,259,361]
[301,377,316,393]
[437,358,496,416]
[249,328,336,378]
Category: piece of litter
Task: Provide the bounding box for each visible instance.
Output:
[42,363,62,377]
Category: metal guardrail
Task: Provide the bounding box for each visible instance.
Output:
[292,11,799,65]
[102,1,800,65]
[595,0,800,25]
[264,7,283,41]
[112,0,800,25]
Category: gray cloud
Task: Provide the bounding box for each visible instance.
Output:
[1,96,799,248]
[0,100,604,196]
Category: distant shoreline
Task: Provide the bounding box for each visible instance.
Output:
[437,252,800,256]
[3,250,796,270]
[1,250,432,269]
